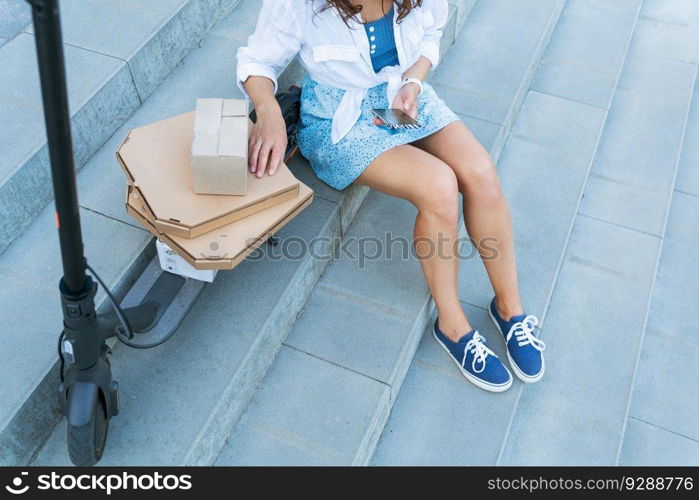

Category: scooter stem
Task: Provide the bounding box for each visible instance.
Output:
[27,0,87,295]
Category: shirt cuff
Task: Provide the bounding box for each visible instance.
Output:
[419,38,441,69]
[236,62,279,100]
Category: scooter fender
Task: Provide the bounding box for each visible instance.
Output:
[58,354,120,422]
[65,382,99,427]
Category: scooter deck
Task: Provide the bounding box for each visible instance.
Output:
[119,257,206,347]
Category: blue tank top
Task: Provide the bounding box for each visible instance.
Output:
[363,7,400,73]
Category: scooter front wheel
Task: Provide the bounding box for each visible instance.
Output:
[67,394,108,466]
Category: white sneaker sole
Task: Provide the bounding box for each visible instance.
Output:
[432,330,512,393]
[488,307,545,383]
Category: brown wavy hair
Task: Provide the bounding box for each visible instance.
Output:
[317,0,423,25]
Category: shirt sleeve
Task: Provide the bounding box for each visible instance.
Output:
[236,0,302,99]
[419,0,449,69]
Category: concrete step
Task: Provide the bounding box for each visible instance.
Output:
[430,0,567,163]
[24,0,342,466]
[1,0,298,465]
[0,0,31,42]
[20,0,469,466]
[498,1,699,465]
[214,0,567,466]
[621,10,699,465]
[0,0,244,254]
[619,192,699,465]
[372,0,643,465]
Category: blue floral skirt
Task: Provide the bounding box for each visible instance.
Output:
[297,75,461,190]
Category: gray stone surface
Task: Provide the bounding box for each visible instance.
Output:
[219,0,565,467]
[125,0,241,100]
[531,0,641,109]
[641,0,699,27]
[0,58,140,253]
[619,418,699,466]
[432,0,563,128]
[285,284,415,384]
[458,91,606,317]
[676,78,699,196]
[376,87,608,464]
[457,114,506,161]
[24,0,188,60]
[23,0,244,100]
[33,198,341,466]
[372,304,519,465]
[0,0,31,39]
[0,275,62,464]
[14,0,699,468]
[627,192,699,442]
[6,0,320,465]
[216,346,390,466]
[631,12,699,64]
[579,51,696,236]
[0,33,126,181]
[214,1,489,466]
[0,206,151,465]
[223,189,436,465]
[1,205,152,312]
[448,0,477,31]
[216,420,337,466]
[441,2,458,57]
[499,216,661,465]
[76,0,263,226]
[0,0,242,253]
[321,193,428,319]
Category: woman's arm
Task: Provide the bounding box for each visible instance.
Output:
[236,0,302,177]
[418,0,449,69]
[243,76,288,178]
[383,0,449,121]
[398,56,432,118]
[403,55,433,83]
[380,56,432,123]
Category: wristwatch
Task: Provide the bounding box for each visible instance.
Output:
[400,77,423,95]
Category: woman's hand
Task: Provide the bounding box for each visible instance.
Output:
[249,103,287,177]
[373,82,421,126]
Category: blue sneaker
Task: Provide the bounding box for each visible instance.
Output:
[489,298,545,383]
[433,319,512,392]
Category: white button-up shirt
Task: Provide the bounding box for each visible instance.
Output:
[236,0,449,143]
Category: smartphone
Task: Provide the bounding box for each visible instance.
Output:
[371,108,421,129]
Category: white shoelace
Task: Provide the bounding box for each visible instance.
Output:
[506,315,546,351]
[462,331,495,374]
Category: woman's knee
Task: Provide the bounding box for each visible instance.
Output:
[457,153,502,199]
[415,165,459,225]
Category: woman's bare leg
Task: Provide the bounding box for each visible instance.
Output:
[355,144,471,341]
[413,121,524,320]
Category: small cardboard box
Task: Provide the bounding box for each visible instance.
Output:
[156,240,218,282]
[117,112,299,239]
[191,98,249,195]
[126,184,314,271]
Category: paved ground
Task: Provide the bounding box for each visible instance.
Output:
[2,0,698,466]
[374,0,699,465]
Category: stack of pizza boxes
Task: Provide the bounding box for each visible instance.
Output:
[117,98,313,282]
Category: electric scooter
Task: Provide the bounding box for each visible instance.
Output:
[27,0,301,465]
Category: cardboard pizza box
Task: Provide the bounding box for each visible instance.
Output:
[125,184,314,271]
[117,111,299,239]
